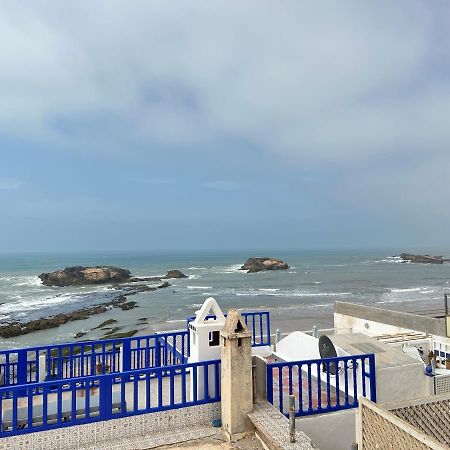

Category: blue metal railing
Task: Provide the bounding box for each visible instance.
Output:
[0,310,270,389]
[267,353,376,417]
[0,359,221,437]
[0,331,189,388]
[186,311,271,348]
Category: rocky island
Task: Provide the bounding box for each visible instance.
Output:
[398,253,450,264]
[240,257,289,273]
[0,266,189,338]
[39,266,187,286]
[39,266,131,286]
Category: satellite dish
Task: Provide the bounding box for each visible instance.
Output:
[318,335,337,375]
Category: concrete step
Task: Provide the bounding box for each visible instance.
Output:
[247,402,315,450]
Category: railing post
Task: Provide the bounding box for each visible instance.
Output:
[90,346,96,376]
[266,312,271,346]
[155,337,161,368]
[17,350,27,386]
[266,365,273,405]
[17,350,27,395]
[100,374,113,420]
[368,354,377,402]
[122,340,131,372]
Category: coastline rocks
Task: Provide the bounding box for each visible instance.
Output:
[39,266,131,287]
[240,257,289,273]
[93,319,118,330]
[398,253,449,264]
[164,270,187,279]
[119,301,137,311]
[0,294,129,338]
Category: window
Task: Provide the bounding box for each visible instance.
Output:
[209,330,220,347]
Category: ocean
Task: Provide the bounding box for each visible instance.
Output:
[0,249,449,349]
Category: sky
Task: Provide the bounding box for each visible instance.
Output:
[1,1,450,252]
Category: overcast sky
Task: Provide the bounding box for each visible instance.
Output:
[1,1,450,252]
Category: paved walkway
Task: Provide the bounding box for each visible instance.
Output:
[248,401,315,450]
[162,434,263,450]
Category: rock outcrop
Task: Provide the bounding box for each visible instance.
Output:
[0,294,137,338]
[240,257,289,273]
[39,266,131,286]
[38,266,187,286]
[399,253,450,264]
[164,270,187,279]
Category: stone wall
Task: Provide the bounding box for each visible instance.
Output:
[0,403,220,450]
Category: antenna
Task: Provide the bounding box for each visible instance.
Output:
[318,335,338,375]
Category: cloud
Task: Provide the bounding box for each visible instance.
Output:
[0,176,23,190]
[0,0,450,239]
[0,1,447,165]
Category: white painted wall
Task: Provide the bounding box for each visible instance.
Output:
[188,297,226,399]
[334,313,417,337]
[296,409,356,450]
[376,364,432,403]
[251,346,272,358]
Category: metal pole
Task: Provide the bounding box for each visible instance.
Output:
[275,329,281,352]
[289,394,295,443]
[445,293,448,317]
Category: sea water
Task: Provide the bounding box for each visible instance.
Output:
[0,249,449,349]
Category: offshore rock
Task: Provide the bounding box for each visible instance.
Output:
[164,270,187,279]
[399,253,449,264]
[39,266,131,286]
[240,257,289,273]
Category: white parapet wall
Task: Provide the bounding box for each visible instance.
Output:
[334,301,448,337]
[296,409,356,450]
[334,312,418,337]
